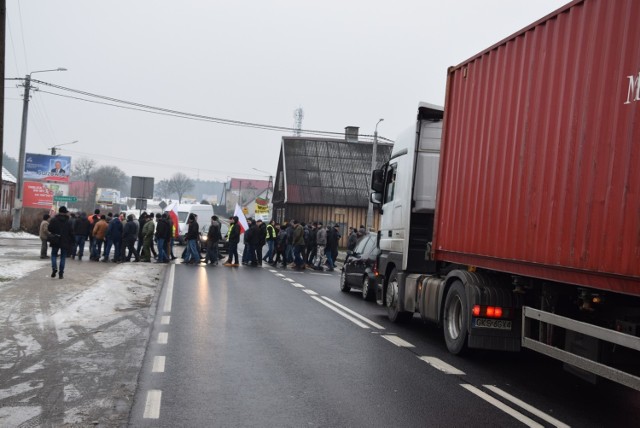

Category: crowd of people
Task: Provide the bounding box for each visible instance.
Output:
[39,205,368,279]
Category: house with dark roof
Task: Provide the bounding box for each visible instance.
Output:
[272,130,393,247]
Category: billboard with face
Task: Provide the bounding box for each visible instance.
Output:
[24,153,71,183]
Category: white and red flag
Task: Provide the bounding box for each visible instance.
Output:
[233,203,249,234]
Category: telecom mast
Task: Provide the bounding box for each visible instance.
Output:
[293,107,304,136]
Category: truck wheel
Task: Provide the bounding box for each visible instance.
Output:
[386,269,412,323]
[443,280,468,355]
[362,276,375,301]
[340,270,351,292]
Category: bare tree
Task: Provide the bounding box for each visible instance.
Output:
[168,172,194,203]
[71,158,97,211]
[94,165,128,194]
[156,179,171,199]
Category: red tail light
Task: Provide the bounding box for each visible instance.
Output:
[373,261,379,276]
[472,305,509,319]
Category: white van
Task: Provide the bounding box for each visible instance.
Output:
[176,203,214,244]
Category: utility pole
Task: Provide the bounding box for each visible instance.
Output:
[11,67,67,230]
[0,0,5,210]
[11,75,32,230]
[366,119,383,231]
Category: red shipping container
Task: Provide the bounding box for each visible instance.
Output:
[434,0,640,296]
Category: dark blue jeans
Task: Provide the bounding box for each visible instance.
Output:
[51,247,67,273]
[75,235,87,258]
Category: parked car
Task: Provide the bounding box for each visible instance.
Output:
[339,234,379,301]
[199,220,230,257]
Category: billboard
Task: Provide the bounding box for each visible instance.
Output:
[23,181,54,208]
[96,188,121,205]
[24,153,71,183]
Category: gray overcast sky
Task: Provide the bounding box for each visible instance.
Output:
[4,0,568,183]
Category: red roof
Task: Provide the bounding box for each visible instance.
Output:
[229,178,270,192]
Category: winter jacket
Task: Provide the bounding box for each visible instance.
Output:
[257,223,267,246]
[326,227,339,252]
[347,231,358,251]
[92,219,108,240]
[185,220,199,240]
[292,224,305,246]
[142,219,155,240]
[73,215,92,238]
[246,224,259,247]
[48,214,74,251]
[207,221,222,243]
[39,220,50,240]
[228,223,240,244]
[107,218,123,242]
[156,218,172,240]
[123,219,138,243]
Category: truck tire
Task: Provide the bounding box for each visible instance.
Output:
[386,269,412,323]
[362,276,375,301]
[340,270,351,292]
[443,280,468,355]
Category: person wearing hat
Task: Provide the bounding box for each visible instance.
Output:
[47,206,75,279]
[255,219,266,266]
[324,224,340,271]
[224,216,241,266]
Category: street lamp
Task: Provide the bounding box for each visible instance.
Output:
[11,67,68,231]
[49,140,78,156]
[366,118,384,231]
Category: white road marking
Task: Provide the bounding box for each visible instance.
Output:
[283,278,295,282]
[292,283,305,288]
[143,389,162,419]
[269,270,277,273]
[321,297,385,330]
[418,356,466,375]
[381,335,415,347]
[461,384,544,428]
[311,296,370,328]
[163,264,175,313]
[158,332,168,344]
[274,273,285,277]
[161,316,170,325]
[484,385,570,428]
[302,289,318,296]
[152,356,166,373]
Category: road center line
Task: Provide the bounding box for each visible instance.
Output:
[460,384,543,428]
[163,264,175,313]
[292,283,305,288]
[283,278,295,282]
[418,356,465,375]
[152,356,166,373]
[274,273,285,277]
[161,316,170,325]
[381,334,415,347]
[311,296,370,328]
[321,297,385,329]
[302,289,318,295]
[158,332,168,344]
[143,389,162,419]
[483,385,570,428]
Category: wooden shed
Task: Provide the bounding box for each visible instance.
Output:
[271,135,393,247]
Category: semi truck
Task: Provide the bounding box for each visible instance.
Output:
[370,0,640,390]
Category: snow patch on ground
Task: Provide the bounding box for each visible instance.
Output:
[0,259,45,283]
[0,231,39,239]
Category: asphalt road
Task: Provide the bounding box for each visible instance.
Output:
[130,262,640,427]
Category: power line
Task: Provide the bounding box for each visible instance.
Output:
[30,79,395,143]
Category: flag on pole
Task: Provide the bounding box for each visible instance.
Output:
[234,203,249,234]
[165,202,180,238]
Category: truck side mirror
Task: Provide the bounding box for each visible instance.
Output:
[371,169,384,193]
[370,192,382,205]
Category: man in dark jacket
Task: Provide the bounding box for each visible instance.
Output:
[72,212,91,261]
[263,219,277,264]
[246,220,259,266]
[292,219,305,270]
[156,213,172,263]
[224,216,240,267]
[255,219,266,266]
[104,214,124,262]
[183,213,200,264]
[48,206,75,279]
[325,224,340,271]
[123,214,140,262]
[206,216,222,265]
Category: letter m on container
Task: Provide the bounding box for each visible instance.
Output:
[625,72,640,104]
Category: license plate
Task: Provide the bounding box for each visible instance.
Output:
[474,318,512,330]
